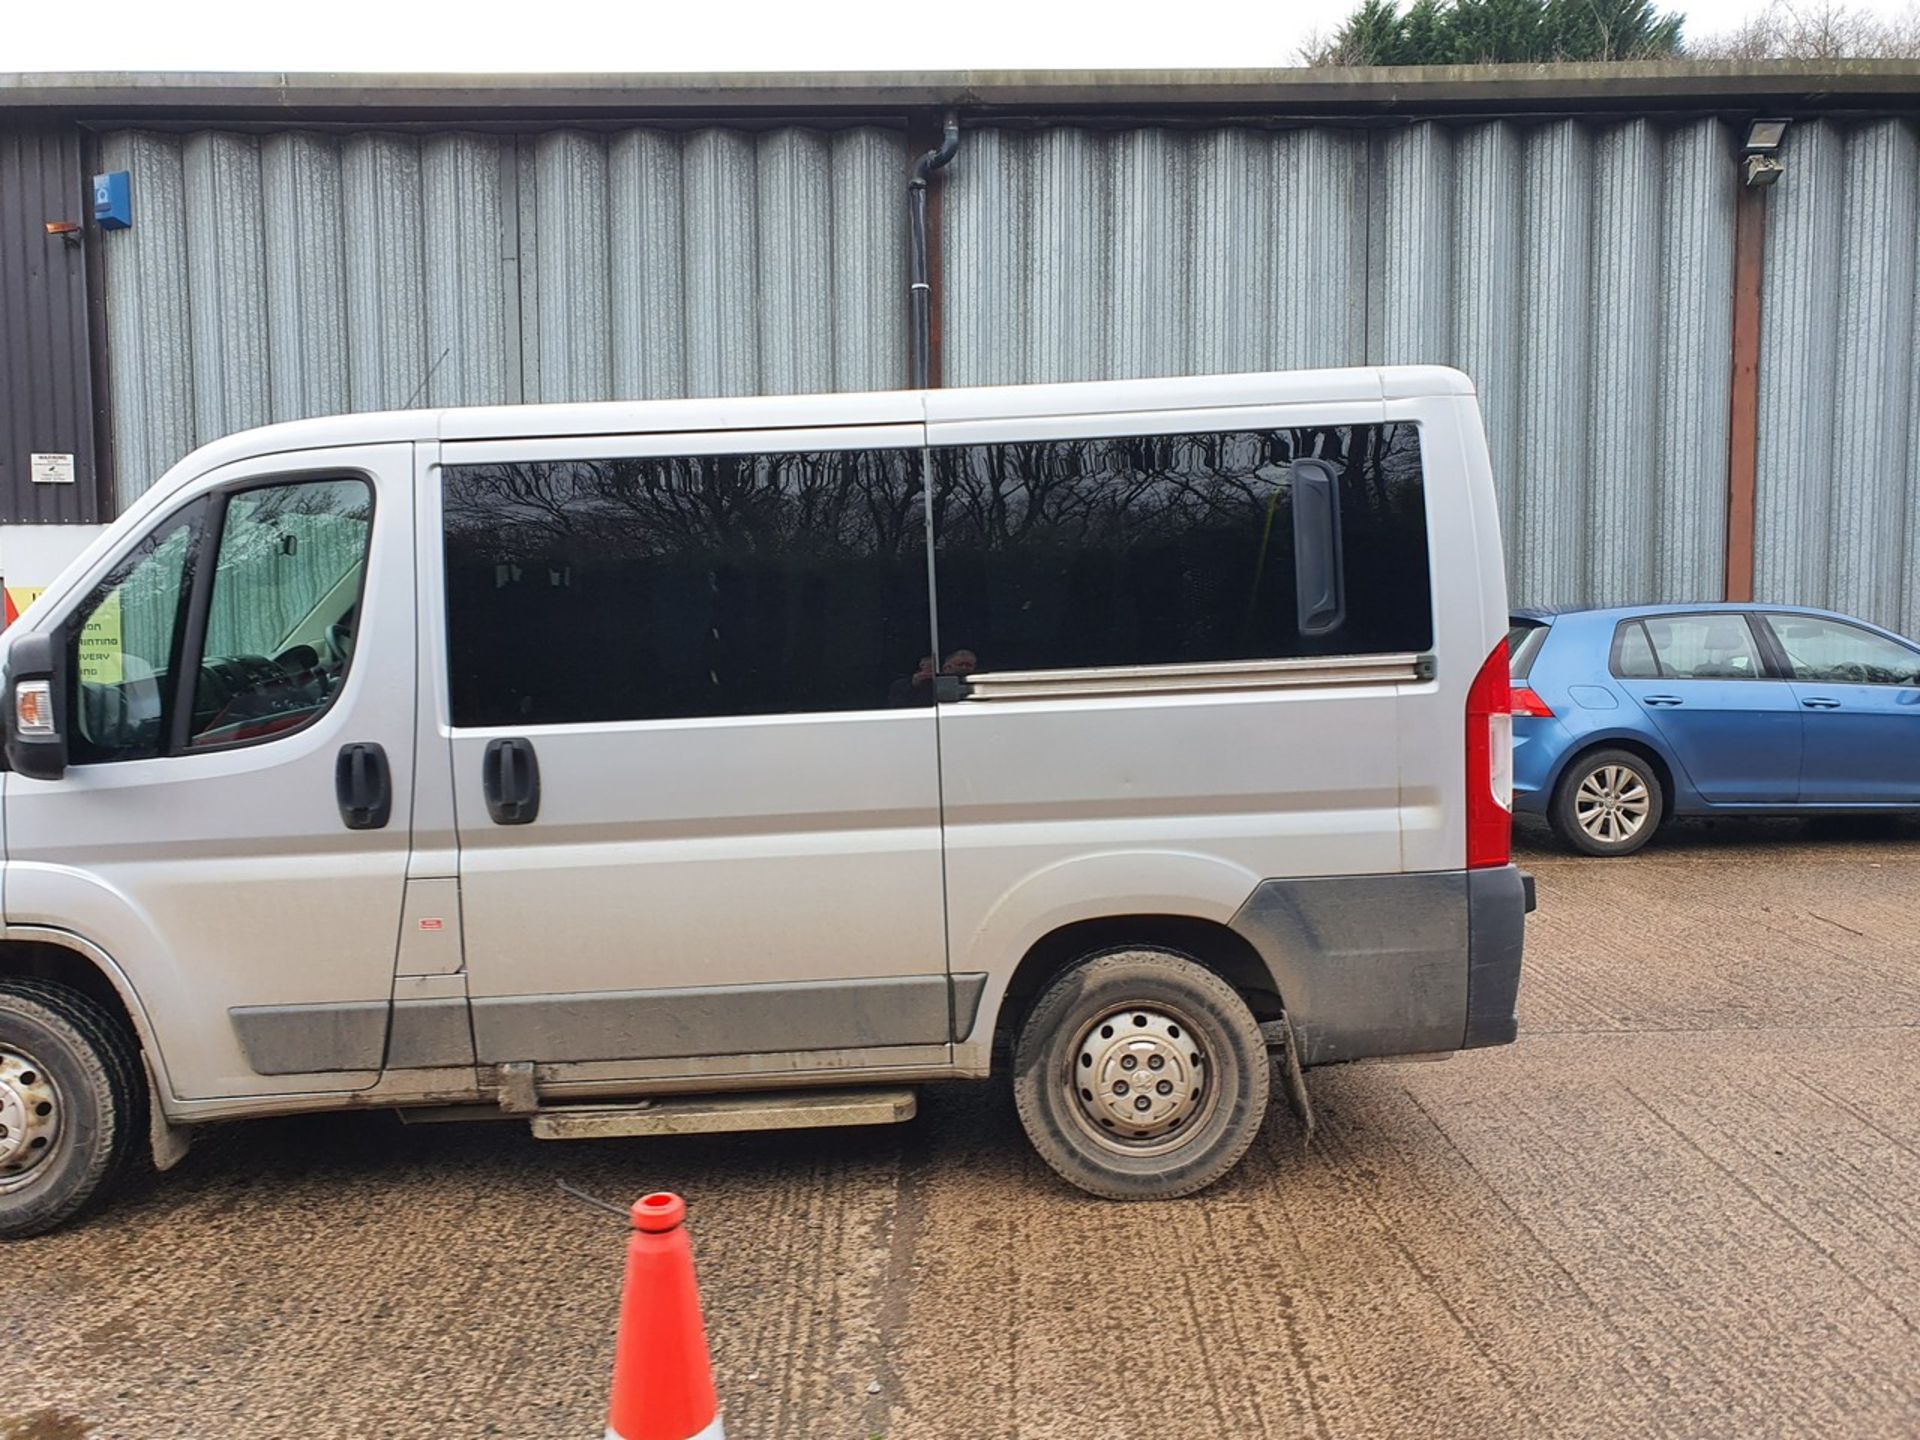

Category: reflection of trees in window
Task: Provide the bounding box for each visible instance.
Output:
[441,448,930,726]
[931,424,1431,671]
[445,449,924,567]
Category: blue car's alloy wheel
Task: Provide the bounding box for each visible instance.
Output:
[1551,749,1665,857]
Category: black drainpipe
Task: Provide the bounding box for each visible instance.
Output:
[908,112,961,390]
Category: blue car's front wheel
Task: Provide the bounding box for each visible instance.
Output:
[1550,748,1665,857]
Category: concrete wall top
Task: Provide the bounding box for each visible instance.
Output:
[2,62,1917,121]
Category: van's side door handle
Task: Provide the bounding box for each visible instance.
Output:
[1642,694,1684,707]
[482,737,541,825]
[334,743,392,830]
[1800,696,1842,710]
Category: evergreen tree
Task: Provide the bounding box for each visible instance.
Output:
[1305,0,1686,64]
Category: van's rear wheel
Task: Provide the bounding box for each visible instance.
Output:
[0,980,143,1240]
[1012,949,1270,1200]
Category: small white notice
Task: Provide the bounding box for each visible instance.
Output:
[29,453,75,485]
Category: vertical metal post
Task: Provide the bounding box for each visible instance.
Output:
[1724,183,1766,602]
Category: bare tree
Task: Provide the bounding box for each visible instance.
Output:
[1690,0,1920,58]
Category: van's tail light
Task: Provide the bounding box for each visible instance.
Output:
[1510,685,1555,718]
[1467,638,1513,870]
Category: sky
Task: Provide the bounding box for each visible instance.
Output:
[3,0,1908,74]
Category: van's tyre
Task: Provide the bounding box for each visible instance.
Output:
[1550,748,1664,857]
[0,980,145,1240]
[1012,948,1270,1200]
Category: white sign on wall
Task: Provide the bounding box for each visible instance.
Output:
[29,453,75,485]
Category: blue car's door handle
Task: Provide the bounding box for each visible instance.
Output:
[1801,696,1842,709]
[1643,694,1684,706]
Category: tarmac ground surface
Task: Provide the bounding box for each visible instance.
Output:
[4,817,1918,1439]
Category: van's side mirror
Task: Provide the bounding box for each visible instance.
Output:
[5,632,69,781]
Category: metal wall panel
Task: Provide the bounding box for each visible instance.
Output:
[830,128,907,393]
[77,113,1920,631]
[184,133,271,442]
[100,122,907,491]
[341,135,427,414]
[99,130,194,512]
[1514,121,1596,608]
[529,130,610,404]
[943,126,1367,389]
[1449,123,1523,553]
[609,129,686,402]
[945,119,1743,610]
[1654,122,1736,603]
[1757,118,1920,634]
[1585,121,1661,605]
[262,133,349,424]
[0,123,101,523]
[1908,205,1920,639]
[422,134,513,409]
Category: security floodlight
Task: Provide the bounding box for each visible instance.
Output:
[1739,120,1790,188]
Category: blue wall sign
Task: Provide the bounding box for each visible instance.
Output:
[92,171,132,230]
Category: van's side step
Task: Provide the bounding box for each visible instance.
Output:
[527,1087,917,1141]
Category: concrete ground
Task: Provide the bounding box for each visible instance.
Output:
[5,818,1919,1440]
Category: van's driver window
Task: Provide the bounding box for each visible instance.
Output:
[186,478,373,748]
[68,503,207,764]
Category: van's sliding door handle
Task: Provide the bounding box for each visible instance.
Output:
[482,737,541,825]
[335,743,392,830]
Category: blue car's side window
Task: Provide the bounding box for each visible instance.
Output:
[1639,615,1765,681]
[1763,614,1920,687]
[1611,621,1660,679]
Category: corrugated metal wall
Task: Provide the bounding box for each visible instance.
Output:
[942,119,1744,615]
[0,124,103,523]
[97,125,908,510]
[1755,118,1920,637]
[91,114,1920,631]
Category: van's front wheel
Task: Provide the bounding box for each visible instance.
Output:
[0,980,144,1239]
[1012,949,1270,1200]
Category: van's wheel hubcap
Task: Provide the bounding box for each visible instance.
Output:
[1069,1006,1211,1152]
[0,1049,61,1191]
[1575,765,1651,844]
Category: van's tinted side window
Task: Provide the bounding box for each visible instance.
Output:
[442,449,928,726]
[929,424,1430,674]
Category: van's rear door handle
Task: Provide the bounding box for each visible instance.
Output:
[335,743,392,830]
[1801,696,1842,709]
[1643,694,1684,707]
[482,737,541,825]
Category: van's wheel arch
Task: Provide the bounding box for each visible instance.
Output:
[1549,745,1666,857]
[0,978,146,1239]
[1012,947,1270,1200]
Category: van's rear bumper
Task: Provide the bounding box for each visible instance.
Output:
[1462,864,1530,1050]
[1227,864,1530,1067]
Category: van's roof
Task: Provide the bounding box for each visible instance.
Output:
[162,365,1475,480]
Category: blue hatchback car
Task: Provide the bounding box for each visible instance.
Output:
[1510,604,1920,855]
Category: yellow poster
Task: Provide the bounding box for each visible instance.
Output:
[3,586,123,683]
[2,586,42,628]
[76,593,122,684]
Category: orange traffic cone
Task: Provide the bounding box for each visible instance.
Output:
[606,1193,724,1440]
